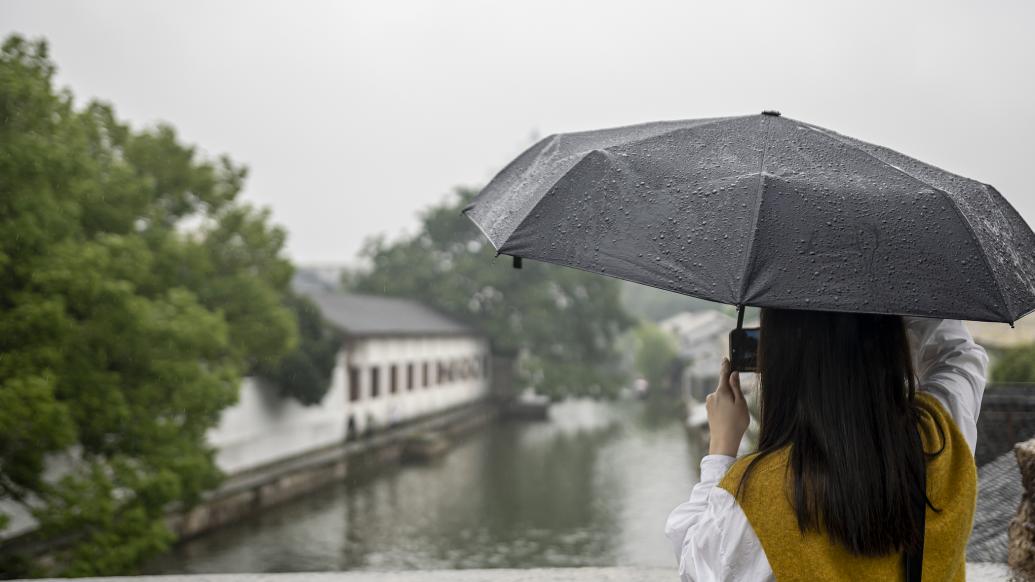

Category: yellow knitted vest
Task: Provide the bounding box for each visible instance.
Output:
[718,392,976,581]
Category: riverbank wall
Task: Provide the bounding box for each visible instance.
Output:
[170,398,500,540]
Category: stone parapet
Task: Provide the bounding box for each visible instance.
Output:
[21,564,1015,582]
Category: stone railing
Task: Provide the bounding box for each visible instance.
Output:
[977,383,1035,466]
[1011,438,1035,578]
[18,564,1016,582]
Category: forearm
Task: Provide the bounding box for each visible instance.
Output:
[709,435,741,456]
[903,316,989,452]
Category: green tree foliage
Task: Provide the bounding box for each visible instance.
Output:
[0,36,301,576]
[348,188,634,399]
[632,322,681,391]
[257,293,343,405]
[991,342,1035,383]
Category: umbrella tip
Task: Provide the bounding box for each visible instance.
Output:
[762,110,781,117]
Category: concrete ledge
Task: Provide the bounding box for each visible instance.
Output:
[169,399,499,539]
[22,563,1017,582]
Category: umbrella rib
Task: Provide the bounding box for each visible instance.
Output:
[940,188,1016,321]
[462,207,504,254]
[736,115,773,304]
[591,116,744,156]
[470,116,757,255]
[493,148,618,255]
[493,122,730,252]
[801,125,1015,322]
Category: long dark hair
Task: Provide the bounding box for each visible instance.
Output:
[734,307,944,556]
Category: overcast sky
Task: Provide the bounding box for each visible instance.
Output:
[3,0,1033,265]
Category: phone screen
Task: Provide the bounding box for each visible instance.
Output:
[729,327,760,373]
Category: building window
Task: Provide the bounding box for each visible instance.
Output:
[390,364,398,394]
[407,363,415,391]
[348,366,361,402]
[438,361,446,384]
[371,366,380,398]
[423,362,430,388]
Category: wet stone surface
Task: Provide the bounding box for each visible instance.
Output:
[23,563,1017,582]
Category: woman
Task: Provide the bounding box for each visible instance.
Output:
[665,309,989,581]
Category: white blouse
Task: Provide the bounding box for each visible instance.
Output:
[664,317,990,582]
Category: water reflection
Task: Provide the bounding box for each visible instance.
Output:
[149,398,703,574]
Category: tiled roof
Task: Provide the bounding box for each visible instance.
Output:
[299,290,478,338]
[291,269,478,338]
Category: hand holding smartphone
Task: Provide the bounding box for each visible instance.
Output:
[729,327,760,373]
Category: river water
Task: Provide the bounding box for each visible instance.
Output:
[150,398,704,574]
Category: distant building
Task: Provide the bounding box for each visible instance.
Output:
[659,310,757,403]
[304,290,490,438]
[2,281,491,541]
[207,284,490,475]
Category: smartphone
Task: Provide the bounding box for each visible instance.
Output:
[729,327,760,373]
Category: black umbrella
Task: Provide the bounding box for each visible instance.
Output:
[463,111,1035,325]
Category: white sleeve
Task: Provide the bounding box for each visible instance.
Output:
[665,455,774,582]
[903,316,990,454]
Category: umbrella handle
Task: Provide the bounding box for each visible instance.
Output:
[736,304,745,329]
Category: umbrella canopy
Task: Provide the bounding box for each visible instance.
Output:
[463,112,1035,324]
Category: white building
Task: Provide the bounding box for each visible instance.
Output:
[659,309,759,436]
[208,288,491,476]
[0,284,491,540]
[660,310,757,397]
[659,310,736,403]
